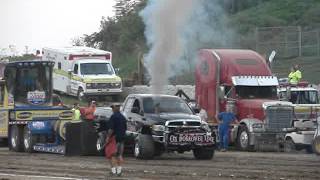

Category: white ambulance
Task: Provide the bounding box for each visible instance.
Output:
[42,46,122,101]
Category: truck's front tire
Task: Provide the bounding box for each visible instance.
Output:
[284,138,296,153]
[312,136,320,155]
[237,125,254,151]
[9,125,24,152]
[23,125,36,153]
[134,134,155,159]
[77,88,85,101]
[193,148,214,160]
[96,132,106,156]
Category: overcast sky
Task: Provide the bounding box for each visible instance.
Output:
[0,0,116,54]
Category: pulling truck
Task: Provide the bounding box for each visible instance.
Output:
[42,47,122,101]
[278,80,320,152]
[0,60,75,154]
[195,49,293,151]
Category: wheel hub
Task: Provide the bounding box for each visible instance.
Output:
[240,131,249,148]
[134,142,140,157]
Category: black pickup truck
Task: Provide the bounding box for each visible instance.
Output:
[122,94,216,159]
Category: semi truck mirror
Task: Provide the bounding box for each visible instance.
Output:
[115,68,120,74]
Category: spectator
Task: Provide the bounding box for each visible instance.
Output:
[217,106,237,152]
[83,101,96,121]
[72,103,81,121]
[106,103,127,176]
[288,64,302,84]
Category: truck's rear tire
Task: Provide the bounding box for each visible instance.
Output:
[9,125,24,152]
[23,125,36,153]
[134,134,155,159]
[237,125,254,151]
[193,148,214,160]
[284,138,296,153]
[312,136,320,155]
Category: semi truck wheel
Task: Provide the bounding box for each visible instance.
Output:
[134,134,155,159]
[77,88,85,101]
[9,125,24,152]
[237,125,254,151]
[193,148,214,160]
[312,136,320,155]
[23,126,36,153]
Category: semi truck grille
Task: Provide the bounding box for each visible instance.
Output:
[265,106,293,132]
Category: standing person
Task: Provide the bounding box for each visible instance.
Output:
[72,103,81,121]
[217,107,237,152]
[106,103,127,176]
[288,64,302,84]
[84,101,96,121]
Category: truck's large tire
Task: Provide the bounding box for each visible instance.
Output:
[312,136,320,155]
[237,125,254,151]
[284,138,296,153]
[134,134,155,159]
[193,148,214,160]
[23,125,36,153]
[77,88,85,102]
[9,125,24,152]
[96,132,106,156]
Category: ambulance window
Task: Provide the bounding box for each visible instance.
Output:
[58,62,61,70]
[201,61,209,75]
[73,64,78,74]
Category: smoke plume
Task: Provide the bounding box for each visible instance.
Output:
[141,0,234,93]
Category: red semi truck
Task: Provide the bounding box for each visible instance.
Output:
[195,49,293,151]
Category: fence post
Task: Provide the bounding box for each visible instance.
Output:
[255,27,259,52]
[318,30,320,56]
[298,26,302,57]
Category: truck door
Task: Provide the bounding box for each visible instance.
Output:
[70,63,80,95]
[0,82,9,138]
[123,97,143,135]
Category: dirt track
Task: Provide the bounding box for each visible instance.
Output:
[0,147,319,180]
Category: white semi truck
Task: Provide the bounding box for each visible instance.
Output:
[42,47,122,101]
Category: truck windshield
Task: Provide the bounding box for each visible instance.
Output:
[80,63,114,75]
[236,86,277,99]
[280,90,319,104]
[143,97,193,114]
[5,64,53,106]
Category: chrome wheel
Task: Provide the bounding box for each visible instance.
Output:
[240,131,249,149]
[134,141,140,158]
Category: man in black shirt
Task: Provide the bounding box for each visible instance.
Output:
[106,103,127,176]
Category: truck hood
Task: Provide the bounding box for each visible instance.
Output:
[237,99,292,121]
[82,75,121,83]
[144,113,201,125]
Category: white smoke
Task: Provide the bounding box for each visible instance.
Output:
[141,0,234,93]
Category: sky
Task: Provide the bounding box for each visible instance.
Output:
[0,0,116,55]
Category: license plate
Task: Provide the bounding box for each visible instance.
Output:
[168,133,214,144]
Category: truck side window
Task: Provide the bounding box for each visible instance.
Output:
[132,99,141,112]
[73,64,78,74]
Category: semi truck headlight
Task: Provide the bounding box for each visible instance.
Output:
[152,125,165,131]
[114,82,121,88]
[252,123,264,129]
